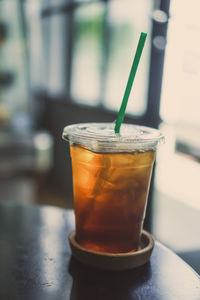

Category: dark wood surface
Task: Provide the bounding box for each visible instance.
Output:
[0,202,199,300]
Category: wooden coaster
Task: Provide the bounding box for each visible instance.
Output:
[68,230,154,270]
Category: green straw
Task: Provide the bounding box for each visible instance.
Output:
[115,32,147,134]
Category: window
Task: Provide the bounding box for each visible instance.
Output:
[103,0,152,115]
[71,2,105,105]
[28,0,154,117]
[153,0,200,254]
[161,0,200,126]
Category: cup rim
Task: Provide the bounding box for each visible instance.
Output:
[62,122,164,152]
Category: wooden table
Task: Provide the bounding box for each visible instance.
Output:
[0,202,199,300]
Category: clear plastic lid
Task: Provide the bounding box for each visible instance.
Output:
[62,123,164,153]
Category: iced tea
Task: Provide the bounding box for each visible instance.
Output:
[70,144,156,253]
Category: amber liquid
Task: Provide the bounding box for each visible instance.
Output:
[70,145,155,253]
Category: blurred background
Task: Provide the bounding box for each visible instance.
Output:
[0,0,200,273]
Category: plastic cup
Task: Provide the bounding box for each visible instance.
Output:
[63,123,163,253]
